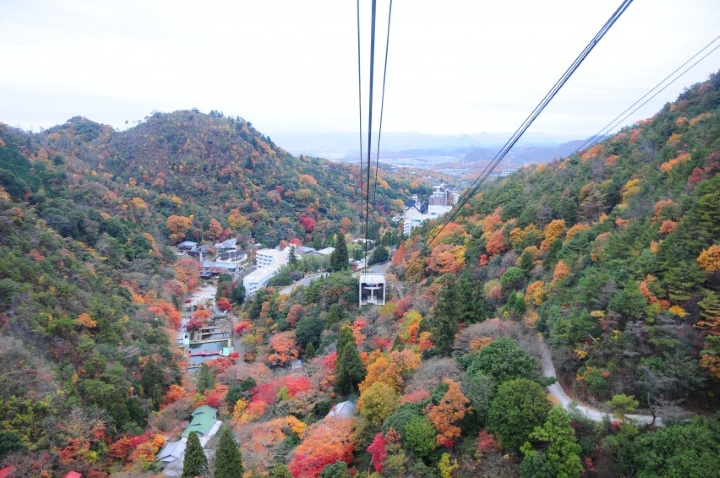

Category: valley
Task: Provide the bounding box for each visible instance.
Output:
[0,72,719,478]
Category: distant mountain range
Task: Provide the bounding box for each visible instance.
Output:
[267,131,599,172]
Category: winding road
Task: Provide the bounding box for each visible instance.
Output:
[541,343,662,426]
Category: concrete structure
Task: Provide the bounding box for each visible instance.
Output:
[243,264,281,296]
[359,273,385,306]
[256,248,290,268]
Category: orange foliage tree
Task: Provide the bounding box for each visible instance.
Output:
[147,301,182,329]
[266,331,299,367]
[288,418,354,478]
[485,230,505,256]
[698,245,720,274]
[426,379,470,447]
[175,259,201,292]
[426,244,467,274]
[482,207,503,235]
[165,215,193,243]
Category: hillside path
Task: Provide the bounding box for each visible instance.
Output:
[540,342,663,426]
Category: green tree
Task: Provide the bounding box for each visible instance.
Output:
[466,338,539,384]
[214,426,243,478]
[520,406,582,478]
[296,315,324,349]
[630,415,720,478]
[325,304,345,329]
[330,233,349,271]
[140,356,164,410]
[607,394,639,422]
[336,325,355,362]
[489,378,551,450]
[304,342,316,359]
[432,274,462,355]
[403,416,438,457]
[369,246,389,265]
[182,431,209,478]
[230,282,246,305]
[269,463,293,478]
[320,460,351,478]
[196,363,215,394]
[336,342,366,394]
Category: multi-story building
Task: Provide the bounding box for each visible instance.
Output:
[256,248,290,268]
[243,264,282,296]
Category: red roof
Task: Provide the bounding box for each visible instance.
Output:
[0,466,17,478]
[63,472,82,478]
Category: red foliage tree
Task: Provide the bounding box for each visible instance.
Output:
[299,214,317,233]
[289,418,354,478]
[216,298,232,312]
[367,433,387,472]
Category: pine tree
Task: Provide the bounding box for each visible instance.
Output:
[336,326,355,362]
[330,233,349,271]
[182,431,208,478]
[432,275,462,355]
[141,356,164,410]
[336,342,366,394]
[214,426,243,478]
[305,342,316,360]
[196,363,215,394]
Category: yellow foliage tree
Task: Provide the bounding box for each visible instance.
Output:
[540,219,566,251]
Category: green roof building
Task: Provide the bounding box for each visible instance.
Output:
[181,405,218,438]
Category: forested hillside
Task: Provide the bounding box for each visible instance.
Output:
[0,110,428,476]
[2,71,720,478]
[398,71,720,408]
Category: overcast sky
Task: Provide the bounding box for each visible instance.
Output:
[1,0,719,139]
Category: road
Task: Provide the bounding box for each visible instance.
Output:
[541,342,662,426]
[278,263,390,295]
[279,272,329,295]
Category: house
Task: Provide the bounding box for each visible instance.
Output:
[316,247,335,256]
[188,245,209,258]
[182,405,219,439]
[158,405,221,475]
[157,440,186,467]
[217,249,247,265]
[297,246,316,256]
[214,238,237,252]
[177,241,198,252]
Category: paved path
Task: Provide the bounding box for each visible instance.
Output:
[541,342,662,426]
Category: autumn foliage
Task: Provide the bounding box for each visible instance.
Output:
[288,418,354,478]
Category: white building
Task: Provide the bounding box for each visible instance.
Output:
[256,248,290,268]
[243,264,281,296]
[403,204,452,236]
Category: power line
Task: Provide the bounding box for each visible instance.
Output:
[568,34,720,159]
[363,0,378,273]
[356,0,363,208]
[373,0,393,204]
[405,0,634,271]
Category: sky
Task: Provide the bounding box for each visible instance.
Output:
[1,0,719,140]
